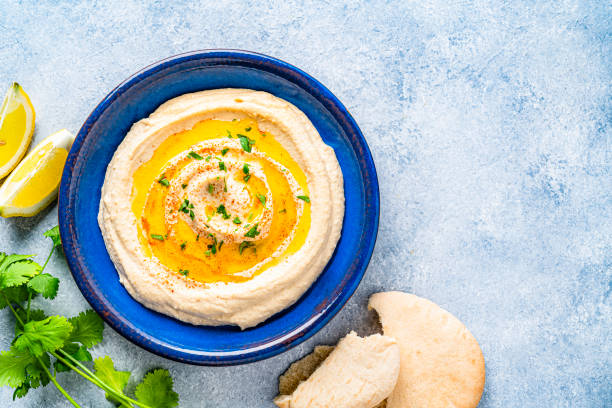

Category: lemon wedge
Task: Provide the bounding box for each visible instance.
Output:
[0,82,36,179]
[0,129,74,217]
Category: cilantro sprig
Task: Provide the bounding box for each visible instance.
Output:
[0,226,179,407]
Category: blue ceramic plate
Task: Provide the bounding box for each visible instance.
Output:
[58,50,379,365]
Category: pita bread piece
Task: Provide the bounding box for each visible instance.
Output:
[369,292,485,408]
[274,331,400,408]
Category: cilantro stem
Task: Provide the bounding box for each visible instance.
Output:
[55,351,153,408]
[37,355,82,408]
[27,244,56,320]
[41,245,56,271]
[3,293,24,326]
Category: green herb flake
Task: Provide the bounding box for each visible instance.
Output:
[256,193,266,206]
[221,148,229,156]
[279,208,287,214]
[188,151,203,160]
[180,242,187,251]
[226,130,232,138]
[182,183,187,189]
[237,134,254,152]
[157,176,170,187]
[219,161,226,171]
[218,241,224,251]
[233,217,241,224]
[243,174,251,182]
[297,195,310,203]
[242,163,250,174]
[239,241,255,254]
[179,269,189,276]
[216,205,231,219]
[245,126,252,132]
[208,184,214,194]
[205,250,211,257]
[151,234,165,241]
[189,210,195,220]
[244,223,260,238]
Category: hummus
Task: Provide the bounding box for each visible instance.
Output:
[98,89,344,328]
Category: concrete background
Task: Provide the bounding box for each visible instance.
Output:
[0,0,610,406]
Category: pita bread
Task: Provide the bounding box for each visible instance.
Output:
[369,292,485,408]
[274,332,400,408]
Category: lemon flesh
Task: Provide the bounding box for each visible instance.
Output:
[0,129,74,217]
[0,83,35,179]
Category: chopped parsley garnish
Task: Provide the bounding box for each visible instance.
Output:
[248,213,254,221]
[204,250,211,256]
[279,208,287,214]
[233,216,242,224]
[297,195,310,203]
[243,163,250,174]
[182,183,187,189]
[237,134,255,152]
[221,148,229,156]
[218,240,224,251]
[208,184,214,194]
[244,223,260,238]
[180,241,187,250]
[224,177,228,192]
[245,126,252,132]
[151,234,165,241]
[188,151,203,160]
[216,204,231,219]
[256,193,266,206]
[179,198,194,213]
[205,155,211,162]
[179,269,189,276]
[157,176,170,187]
[189,209,195,220]
[226,129,232,138]
[196,234,200,241]
[239,241,255,254]
[243,174,251,182]
[219,161,226,171]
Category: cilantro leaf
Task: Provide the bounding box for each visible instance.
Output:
[0,348,35,387]
[27,274,59,299]
[93,356,131,404]
[0,259,41,289]
[135,369,179,408]
[12,382,30,399]
[13,316,72,356]
[0,285,30,309]
[26,353,50,388]
[0,254,33,271]
[67,310,104,348]
[43,226,62,249]
[15,309,47,336]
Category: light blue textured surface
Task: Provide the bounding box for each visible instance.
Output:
[0,1,610,407]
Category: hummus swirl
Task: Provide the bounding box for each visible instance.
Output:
[98,89,344,328]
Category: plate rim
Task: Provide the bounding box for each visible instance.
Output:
[58,49,380,365]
